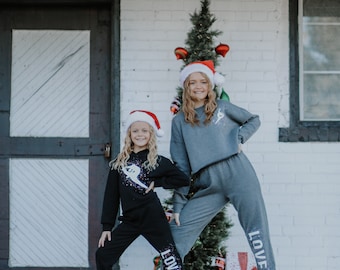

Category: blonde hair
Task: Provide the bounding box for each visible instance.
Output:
[182,72,217,125]
[110,123,158,171]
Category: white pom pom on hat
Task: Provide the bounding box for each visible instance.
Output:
[125,110,164,137]
[180,60,225,88]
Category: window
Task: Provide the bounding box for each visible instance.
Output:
[279,0,340,142]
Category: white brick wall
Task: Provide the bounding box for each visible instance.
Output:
[120,1,340,269]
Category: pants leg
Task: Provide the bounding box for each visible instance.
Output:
[227,152,276,270]
[95,222,139,270]
[170,172,228,260]
[142,198,184,270]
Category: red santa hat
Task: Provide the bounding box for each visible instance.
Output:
[126,110,164,137]
[180,60,225,88]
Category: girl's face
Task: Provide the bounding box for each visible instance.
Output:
[187,72,210,108]
[130,121,151,152]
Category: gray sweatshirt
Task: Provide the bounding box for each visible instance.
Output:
[170,100,260,213]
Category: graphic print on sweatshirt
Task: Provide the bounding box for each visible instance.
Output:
[214,108,225,124]
[120,159,151,194]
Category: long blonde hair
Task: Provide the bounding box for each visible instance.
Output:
[182,72,217,125]
[110,123,158,171]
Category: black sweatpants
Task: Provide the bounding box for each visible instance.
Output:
[96,197,183,270]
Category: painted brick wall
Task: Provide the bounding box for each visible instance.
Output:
[119,1,340,269]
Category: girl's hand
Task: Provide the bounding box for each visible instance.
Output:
[171,212,181,226]
[98,231,111,248]
[145,181,155,193]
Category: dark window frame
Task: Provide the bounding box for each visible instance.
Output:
[279,0,340,142]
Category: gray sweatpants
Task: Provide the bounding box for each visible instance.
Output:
[170,152,276,270]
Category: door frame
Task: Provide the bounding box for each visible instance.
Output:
[0,1,121,269]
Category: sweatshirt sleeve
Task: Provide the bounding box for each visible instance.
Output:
[225,101,261,144]
[170,115,192,213]
[170,115,191,177]
[100,169,120,231]
[150,156,190,189]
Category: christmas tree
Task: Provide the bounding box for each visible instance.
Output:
[168,1,233,269]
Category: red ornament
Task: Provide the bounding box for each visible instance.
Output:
[174,47,189,60]
[215,43,230,57]
[170,96,181,115]
[153,255,162,270]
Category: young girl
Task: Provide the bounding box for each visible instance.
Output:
[96,110,189,270]
[170,60,276,270]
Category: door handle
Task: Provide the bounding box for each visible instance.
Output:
[104,143,111,158]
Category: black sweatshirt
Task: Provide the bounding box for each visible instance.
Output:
[100,149,190,231]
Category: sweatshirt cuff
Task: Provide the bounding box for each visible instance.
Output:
[172,187,189,213]
[102,224,113,231]
[173,202,185,214]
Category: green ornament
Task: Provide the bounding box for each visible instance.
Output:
[220,88,230,101]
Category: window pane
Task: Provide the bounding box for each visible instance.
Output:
[300,0,340,121]
[303,24,340,71]
[303,0,340,19]
[302,74,340,120]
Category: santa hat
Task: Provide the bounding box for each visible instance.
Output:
[125,110,164,137]
[180,60,225,88]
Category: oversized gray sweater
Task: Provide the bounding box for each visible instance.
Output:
[170,100,260,213]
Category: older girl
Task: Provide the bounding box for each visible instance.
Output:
[170,60,276,270]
